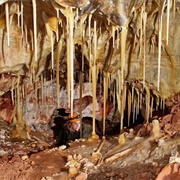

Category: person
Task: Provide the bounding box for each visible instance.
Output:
[51,108,69,146]
[59,112,86,146]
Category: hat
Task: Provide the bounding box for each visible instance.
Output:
[68,112,80,122]
[57,108,70,117]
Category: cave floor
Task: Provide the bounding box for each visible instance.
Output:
[0,119,180,180]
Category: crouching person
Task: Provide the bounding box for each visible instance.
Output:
[59,112,91,146]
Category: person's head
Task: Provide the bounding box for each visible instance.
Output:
[67,112,81,132]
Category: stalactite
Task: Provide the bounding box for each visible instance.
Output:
[135,87,140,115]
[120,83,126,130]
[51,31,54,69]
[29,66,33,85]
[51,69,53,88]
[79,70,83,138]
[132,97,136,123]
[123,82,127,110]
[31,0,37,81]
[56,39,61,107]
[56,9,59,18]
[160,98,163,109]
[81,19,85,75]
[69,8,75,115]
[60,7,75,114]
[17,2,20,27]
[120,26,127,88]
[82,33,85,70]
[113,81,116,110]
[94,20,97,65]
[157,0,166,91]
[14,84,17,110]
[128,89,131,127]
[131,84,134,109]
[88,14,92,38]
[92,65,97,136]
[139,7,143,62]
[88,14,92,83]
[66,15,70,108]
[99,70,102,96]
[21,0,24,38]
[173,0,176,18]
[24,82,27,112]
[140,92,142,110]
[116,71,122,131]
[144,85,150,123]
[116,90,122,132]
[151,34,155,54]
[25,24,27,45]
[11,88,14,106]
[103,72,107,136]
[21,83,24,108]
[143,12,147,86]
[112,25,115,48]
[150,96,154,118]
[30,29,34,50]
[32,0,37,62]
[80,17,85,137]
[56,28,59,43]
[75,8,79,28]
[156,98,159,111]
[42,12,58,40]
[136,105,138,119]
[166,0,170,45]
[5,2,10,46]
[34,81,38,108]
[109,74,112,102]
[116,28,120,48]
[152,89,160,110]
[162,98,165,114]
[41,73,44,107]
[91,20,98,139]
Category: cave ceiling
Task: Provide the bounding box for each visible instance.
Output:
[0,0,180,103]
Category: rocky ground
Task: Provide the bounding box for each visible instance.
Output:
[0,92,180,180]
[0,115,179,180]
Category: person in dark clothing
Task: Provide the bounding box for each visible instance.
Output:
[58,113,84,145]
[51,108,70,146]
[59,112,87,146]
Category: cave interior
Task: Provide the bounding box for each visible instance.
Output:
[0,0,180,179]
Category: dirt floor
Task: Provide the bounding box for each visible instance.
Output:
[0,118,180,180]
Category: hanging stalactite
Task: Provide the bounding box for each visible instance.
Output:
[90,20,99,140]
[157,0,166,91]
[127,86,132,127]
[5,2,10,46]
[120,26,127,88]
[56,39,61,107]
[103,72,108,136]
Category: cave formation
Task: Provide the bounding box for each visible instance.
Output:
[0,0,180,179]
